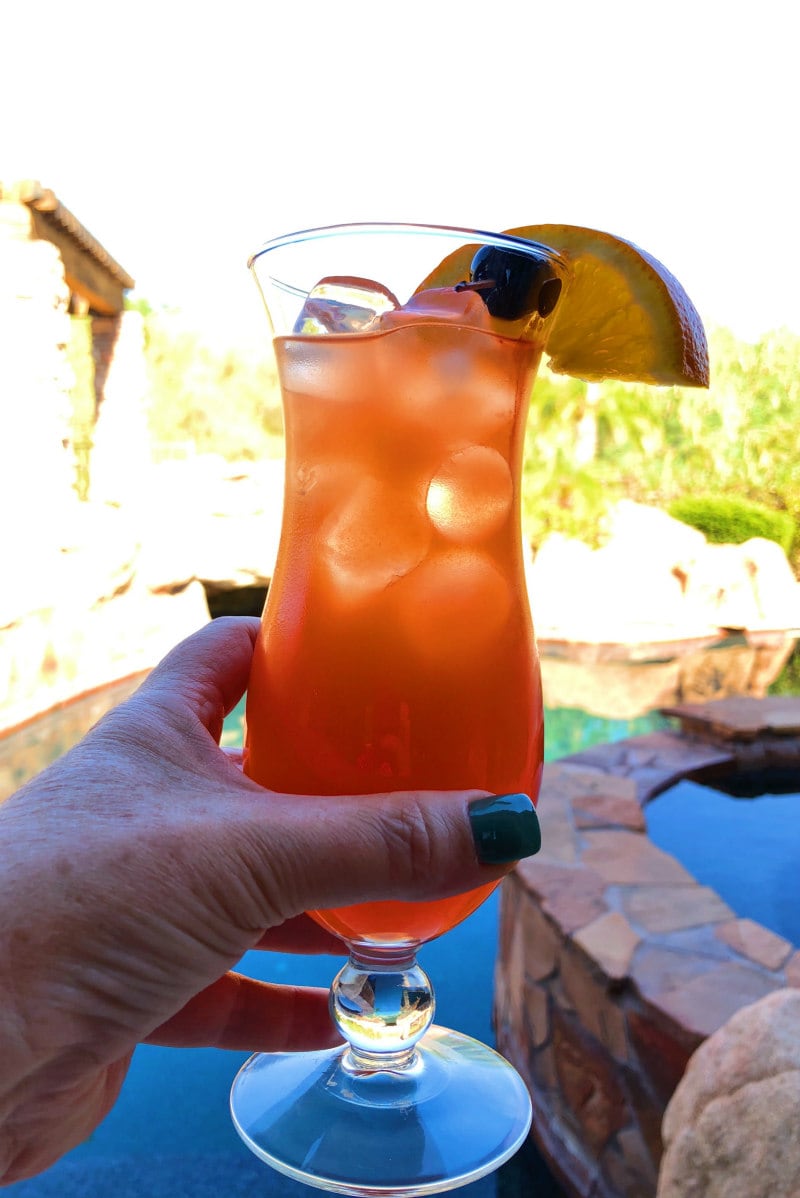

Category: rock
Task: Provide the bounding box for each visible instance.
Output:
[0,571,210,734]
[529,508,716,646]
[133,456,284,594]
[0,503,141,628]
[657,989,800,1197]
[604,498,708,567]
[541,655,683,718]
[0,500,210,732]
[682,541,762,629]
[682,537,800,633]
[745,538,800,632]
[0,452,287,730]
[529,501,800,646]
[0,230,75,519]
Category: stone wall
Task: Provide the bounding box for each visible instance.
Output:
[0,199,76,515]
[89,309,153,506]
[494,705,800,1198]
[90,313,122,416]
[0,197,209,734]
[540,633,796,720]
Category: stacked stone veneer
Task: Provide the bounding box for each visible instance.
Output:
[494,700,800,1198]
[0,189,212,734]
[0,199,75,511]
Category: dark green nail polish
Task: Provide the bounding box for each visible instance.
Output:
[469,793,541,864]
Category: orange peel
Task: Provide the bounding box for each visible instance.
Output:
[416,224,709,388]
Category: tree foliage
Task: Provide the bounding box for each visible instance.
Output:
[143,316,284,461]
[521,326,800,567]
[105,315,799,571]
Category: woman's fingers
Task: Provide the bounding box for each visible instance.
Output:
[255,914,345,955]
[81,617,541,947]
[134,617,261,742]
[144,972,339,1052]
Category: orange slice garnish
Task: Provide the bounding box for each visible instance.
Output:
[416,224,709,387]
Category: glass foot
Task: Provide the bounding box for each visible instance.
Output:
[230,1024,532,1196]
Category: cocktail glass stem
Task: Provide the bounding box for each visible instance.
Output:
[331,946,434,1072]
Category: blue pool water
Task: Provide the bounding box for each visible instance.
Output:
[647,778,800,946]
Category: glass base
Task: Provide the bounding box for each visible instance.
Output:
[230,1024,532,1196]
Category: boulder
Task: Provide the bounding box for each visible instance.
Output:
[657,988,800,1197]
[529,501,800,646]
[742,537,800,632]
[0,502,140,629]
[0,499,211,732]
[0,454,285,730]
[682,537,800,633]
[603,498,708,568]
[133,456,284,594]
[528,506,717,646]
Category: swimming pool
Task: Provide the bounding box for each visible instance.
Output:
[647,777,800,947]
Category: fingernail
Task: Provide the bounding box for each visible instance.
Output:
[469,793,541,864]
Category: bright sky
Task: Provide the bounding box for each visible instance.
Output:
[3,0,798,345]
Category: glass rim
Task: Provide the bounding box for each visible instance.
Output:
[247,221,567,271]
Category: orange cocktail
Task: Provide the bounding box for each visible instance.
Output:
[232,223,709,1197]
[244,278,551,945]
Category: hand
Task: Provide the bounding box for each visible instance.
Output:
[0,617,539,1184]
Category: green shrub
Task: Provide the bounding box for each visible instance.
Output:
[768,645,800,696]
[669,494,796,556]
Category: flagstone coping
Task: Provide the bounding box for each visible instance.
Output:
[494,696,800,1198]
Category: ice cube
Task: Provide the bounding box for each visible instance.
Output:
[392,548,513,667]
[289,459,358,518]
[293,276,399,335]
[379,285,491,332]
[320,477,432,608]
[426,447,513,544]
[363,308,530,449]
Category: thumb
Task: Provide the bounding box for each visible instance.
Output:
[228,787,541,928]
